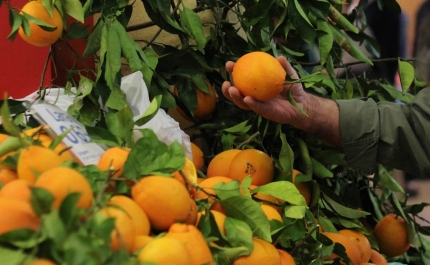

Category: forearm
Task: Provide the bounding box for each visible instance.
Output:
[293,93,341,147]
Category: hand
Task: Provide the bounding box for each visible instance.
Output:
[221,56,308,126]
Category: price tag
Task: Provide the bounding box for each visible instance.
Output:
[30,102,105,166]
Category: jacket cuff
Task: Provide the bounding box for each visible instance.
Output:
[336,98,380,175]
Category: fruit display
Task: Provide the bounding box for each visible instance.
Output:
[1,0,429,264]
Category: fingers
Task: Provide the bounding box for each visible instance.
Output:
[221,81,251,110]
[277,56,299,79]
[225,61,235,74]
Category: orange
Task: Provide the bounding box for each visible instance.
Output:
[185,197,198,225]
[193,176,233,200]
[277,249,296,265]
[22,127,75,162]
[30,134,74,162]
[232,51,286,101]
[228,149,275,186]
[191,142,204,170]
[0,166,18,186]
[321,231,361,265]
[138,236,193,265]
[372,213,411,257]
[369,249,388,265]
[34,167,93,209]
[197,210,227,234]
[233,237,281,265]
[193,176,233,213]
[133,235,154,253]
[292,169,312,206]
[17,145,66,184]
[107,195,151,236]
[174,81,217,120]
[0,179,33,203]
[24,259,57,265]
[97,147,130,178]
[173,157,198,188]
[0,197,40,235]
[165,223,214,265]
[99,206,135,253]
[338,229,371,263]
[261,204,282,222]
[206,149,241,178]
[131,176,192,231]
[18,0,63,47]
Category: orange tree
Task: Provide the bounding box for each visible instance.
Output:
[1,0,430,264]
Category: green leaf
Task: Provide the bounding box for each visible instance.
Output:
[223,120,251,134]
[141,0,184,34]
[66,22,89,39]
[1,97,21,137]
[311,157,333,179]
[61,0,84,22]
[179,6,206,53]
[123,131,185,178]
[398,59,415,94]
[83,18,104,57]
[85,126,120,147]
[105,106,135,147]
[21,12,57,31]
[252,181,307,206]
[42,210,67,246]
[289,0,316,46]
[321,192,370,219]
[7,9,22,40]
[277,133,294,181]
[135,95,162,126]
[284,205,307,219]
[114,20,143,72]
[316,19,333,65]
[224,217,254,257]
[212,181,242,200]
[30,187,55,216]
[0,247,28,265]
[219,196,272,242]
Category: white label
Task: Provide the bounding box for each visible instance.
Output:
[31,103,105,166]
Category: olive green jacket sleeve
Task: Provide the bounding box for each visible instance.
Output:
[336,88,430,178]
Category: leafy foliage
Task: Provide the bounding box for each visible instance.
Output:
[2,0,430,264]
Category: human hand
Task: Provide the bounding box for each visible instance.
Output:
[221,56,308,126]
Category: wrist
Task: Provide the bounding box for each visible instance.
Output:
[292,93,341,146]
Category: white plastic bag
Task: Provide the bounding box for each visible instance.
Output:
[120,72,192,159]
[17,72,193,159]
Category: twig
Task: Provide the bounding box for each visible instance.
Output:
[38,48,52,92]
[293,57,417,68]
[236,132,260,150]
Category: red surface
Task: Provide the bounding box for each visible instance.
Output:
[0,0,53,99]
[0,1,94,99]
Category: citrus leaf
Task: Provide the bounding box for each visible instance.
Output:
[223,120,251,134]
[179,6,206,53]
[7,9,22,40]
[219,195,272,242]
[321,192,370,219]
[61,0,84,22]
[135,95,162,126]
[253,181,307,206]
[284,205,307,219]
[105,105,134,147]
[398,59,415,94]
[0,247,28,265]
[224,217,253,257]
[212,181,242,200]
[123,131,185,178]
[21,12,57,31]
[42,210,67,246]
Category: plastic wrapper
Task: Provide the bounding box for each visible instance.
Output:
[17,71,192,159]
